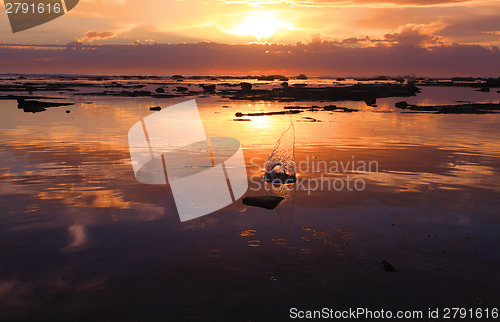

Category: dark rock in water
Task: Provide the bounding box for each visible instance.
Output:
[17,99,74,113]
[380,260,396,272]
[242,196,284,210]
[233,118,252,121]
[155,87,165,93]
[150,106,161,111]
[296,74,308,80]
[396,102,500,114]
[221,83,421,102]
[323,105,358,112]
[201,84,216,93]
[65,110,71,113]
[240,82,252,91]
[478,87,490,92]
[119,90,152,97]
[395,101,408,109]
[364,97,376,106]
[176,86,188,92]
[235,110,302,117]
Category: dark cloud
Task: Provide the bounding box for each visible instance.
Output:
[0,41,498,77]
[438,15,500,44]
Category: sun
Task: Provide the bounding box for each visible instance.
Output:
[228,12,294,40]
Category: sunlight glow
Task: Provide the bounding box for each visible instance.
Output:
[228,12,295,40]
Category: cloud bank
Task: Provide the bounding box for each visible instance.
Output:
[0,41,498,77]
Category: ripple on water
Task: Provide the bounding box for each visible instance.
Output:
[238,229,257,237]
[272,237,288,245]
[313,230,330,239]
[248,240,261,247]
[208,250,221,258]
[299,248,312,255]
[331,226,349,235]
[322,240,333,246]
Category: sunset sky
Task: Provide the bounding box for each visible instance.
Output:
[0,0,499,75]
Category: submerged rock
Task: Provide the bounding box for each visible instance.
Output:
[364,97,376,106]
[395,101,408,109]
[242,196,284,210]
[201,84,216,93]
[240,82,252,91]
[395,101,500,114]
[149,106,161,111]
[17,99,74,113]
[235,110,302,117]
[380,260,396,272]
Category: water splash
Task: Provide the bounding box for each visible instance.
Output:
[264,117,296,183]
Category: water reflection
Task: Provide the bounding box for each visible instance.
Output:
[0,82,499,320]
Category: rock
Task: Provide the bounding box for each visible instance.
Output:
[149,106,161,111]
[296,74,308,80]
[478,87,490,92]
[155,87,165,93]
[395,101,408,109]
[380,260,396,272]
[119,90,152,97]
[242,196,284,210]
[364,97,376,106]
[65,110,71,113]
[16,99,74,113]
[323,105,358,112]
[176,86,188,92]
[201,84,216,93]
[240,82,252,91]
[396,102,500,114]
[235,110,302,117]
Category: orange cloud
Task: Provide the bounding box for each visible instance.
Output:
[384,23,445,46]
[79,31,117,43]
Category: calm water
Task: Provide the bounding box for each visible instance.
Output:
[1,77,500,321]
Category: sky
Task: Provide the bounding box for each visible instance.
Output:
[0,0,499,76]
